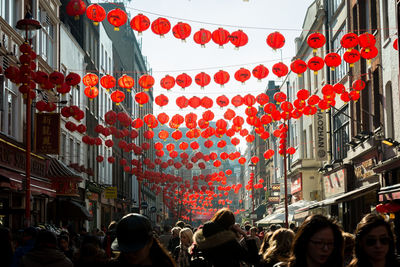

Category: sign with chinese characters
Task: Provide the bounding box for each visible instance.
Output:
[268,196,280,204]
[34,113,60,154]
[291,173,302,194]
[105,187,117,199]
[323,168,346,198]
[271,184,281,192]
[354,158,376,180]
[314,109,328,161]
[52,180,79,196]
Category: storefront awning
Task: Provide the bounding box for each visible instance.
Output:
[48,199,92,220]
[378,184,400,201]
[372,155,400,173]
[47,158,83,181]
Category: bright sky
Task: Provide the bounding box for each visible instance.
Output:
[124,0,315,149]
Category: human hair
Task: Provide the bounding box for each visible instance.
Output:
[171,227,181,236]
[210,208,235,230]
[108,221,117,231]
[288,214,344,267]
[262,228,295,264]
[348,213,397,267]
[260,231,274,255]
[179,228,193,244]
[175,221,185,228]
[342,232,355,259]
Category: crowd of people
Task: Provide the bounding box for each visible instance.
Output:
[1,209,399,266]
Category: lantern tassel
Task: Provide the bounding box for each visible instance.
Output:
[114,27,119,31]
[93,22,99,26]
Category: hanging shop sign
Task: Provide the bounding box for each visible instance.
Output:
[354,157,376,180]
[323,168,346,198]
[271,183,281,192]
[52,180,79,196]
[104,186,117,199]
[291,173,302,194]
[314,109,328,161]
[34,113,60,155]
[268,196,280,204]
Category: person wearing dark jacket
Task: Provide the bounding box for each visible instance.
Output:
[20,230,73,267]
[192,208,259,267]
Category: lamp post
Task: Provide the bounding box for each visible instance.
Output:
[15,12,41,227]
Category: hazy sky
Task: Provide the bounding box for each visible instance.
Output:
[123,0,315,148]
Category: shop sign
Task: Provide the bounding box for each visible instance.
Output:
[271,184,281,192]
[354,158,376,180]
[268,196,280,204]
[314,109,328,161]
[291,173,302,194]
[324,168,346,198]
[105,187,117,199]
[87,192,99,201]
[34,113,60,155]
[52,180,79,196]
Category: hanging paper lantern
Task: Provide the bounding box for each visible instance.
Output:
[100,74,116,90]
[49,71,65,87]
[176,96,189,109]
[107,8,128,31]
[307,56,324,75]
[321,84,334,96]
[251,156,259,165]
[274,92,287,103]
[157,112,169,125]
[155,94,169,108]
[267,31,285,49]
[188,96,201,109]
[358,33,376,49]
[297,89,310,100]
[193,28,212,47]
[352,79,366,91]
[200,96,213,109]
[256,93,269,107]
[343,49,360,67]
[214,70,230,86]
[341,32,359,49]
[211,28,230,48]
[216,95,229,108]
[324,53,342,70]
[230,30,248,49]
[307,32,326,52]
[272,62,288,78]
[151,17,171,37]
[349,90,360,101]
[135,92,149,106]
[160,75,175,90]
[35,100,47,112]
[202,110,215,122]
[190,141,200,150]
[238,157,246,165]
[231,95,244,108]
[105,111,117,125]
[158,130,169,140]
[172,130,183,141]
[110,90,125,105]
[234,68,251,84]
[333,83,345,94]
[57,83,71,95]
[65,72,81,87]
[176,73,192,89]
[195,72,211,89]
[86,4,106,25]
[84,86,99,99]
[361,46,378,61]
[224,109,236,120]
[252,64,269,81]
[139,74,155,91]
[66,0,86,20]
[83,73,98,87]
[394,38,398,50]
[172,22,191,41]
[130,13,150,34]
[243,94,256,107]
[118,74,134,92]
[290,59,308,77]
[231,137,240,146]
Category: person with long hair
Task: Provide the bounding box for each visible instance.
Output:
[284,214,344,267]
[173,228,193,267]
[260,230,274,256]
[348,213,400,267]
[192,208,259,267]
[259,228,295,267]
[107,213,176,267]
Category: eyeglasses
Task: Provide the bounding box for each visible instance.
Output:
[309,239,335,249]
[365,237,390,247]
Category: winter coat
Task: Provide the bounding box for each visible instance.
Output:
[193,222,259,267]
[19,247,73,267]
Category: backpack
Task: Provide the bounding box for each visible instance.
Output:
[189,246,213,267]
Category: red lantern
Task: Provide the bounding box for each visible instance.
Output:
[333,83,345,94]
[200,96,213,109]
[66,0,86,20]
[211,28,230,48]
[202,110,215,121]
[216,95,229,108]
[86,4,106,25]
[151,17,171,36]
[358,33,376,49]
[243,94,256,107]
[139,74,155,91]
[135,92,149,106]
[214,70,230,86]
[361,46,378,61]
[274,92,287,103]
[130,13,150,34]
[157,112,169,125]
[234,68,251,84]
[190,141,200,150]
[35,101,47,112]
[256,93,269,106]
[132,118,143,128]
[231,95,244,108]
[290,59,307,77]
[267,31,285,49]
[231,137,240,146]
[84,86,99,99]
[83,73,98,87]
[188,96,201,109]
[307,32,326,52]
[160,75,175,90]
[251,156,259,165]
[176,73,192,89]
[252,64,269,81]
[349,90,360,101]
[224,109,236,120]
[49,71,65,87]
[172,130,183,141]
[297,89,310,100]
[343,49,360,67]
[321,84,334,96]
[155,94,169,108]
[394,39,398,50]
[307,56,324,74]
[110,90,125,105]
[230,30,248,49]
[100,75,116,90]
[238,157,246,165]
[195,72,211,89]
[176,96,189,109]
[118,74,134,92]
[352,80,366,91]
[107,8,128,31]
[65,121,77,132]
[172,22,191,41]
[324,53,342,70]
[193,28,212,47]
[57,83,71,95]
[65,72,81,87]
[272,62,288,78]
[341,33,359,49]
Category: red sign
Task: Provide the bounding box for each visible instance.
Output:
[34,113,60,154]
[324,168,346,198]
[52,180,80,196]
[291,173,302,194]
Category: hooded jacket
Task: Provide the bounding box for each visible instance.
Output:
[193,222,259,267]
[20,247,73,267]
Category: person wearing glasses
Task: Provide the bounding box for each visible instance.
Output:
[348,213,400,267]
[275,214,344,267]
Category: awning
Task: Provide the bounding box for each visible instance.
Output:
[372,155,400,173]
[48,199,92,220]
[378,184,400,201]
[47,158,83,181]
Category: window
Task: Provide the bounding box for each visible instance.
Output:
[331,25,348,82]
[101,44,104,68]
[76,142,81,165]
[331,0,343,16]
[309,125,314,158]
[60,133,67,162]
[7,90,17,137]
[385,82,394,138]
[105,51,108,72]
[69,138,74,164]
[333,105,350,160]
[382,0,390,39]
[303,129,308,158]
[38,8,55,67]
[307,69,311,93]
